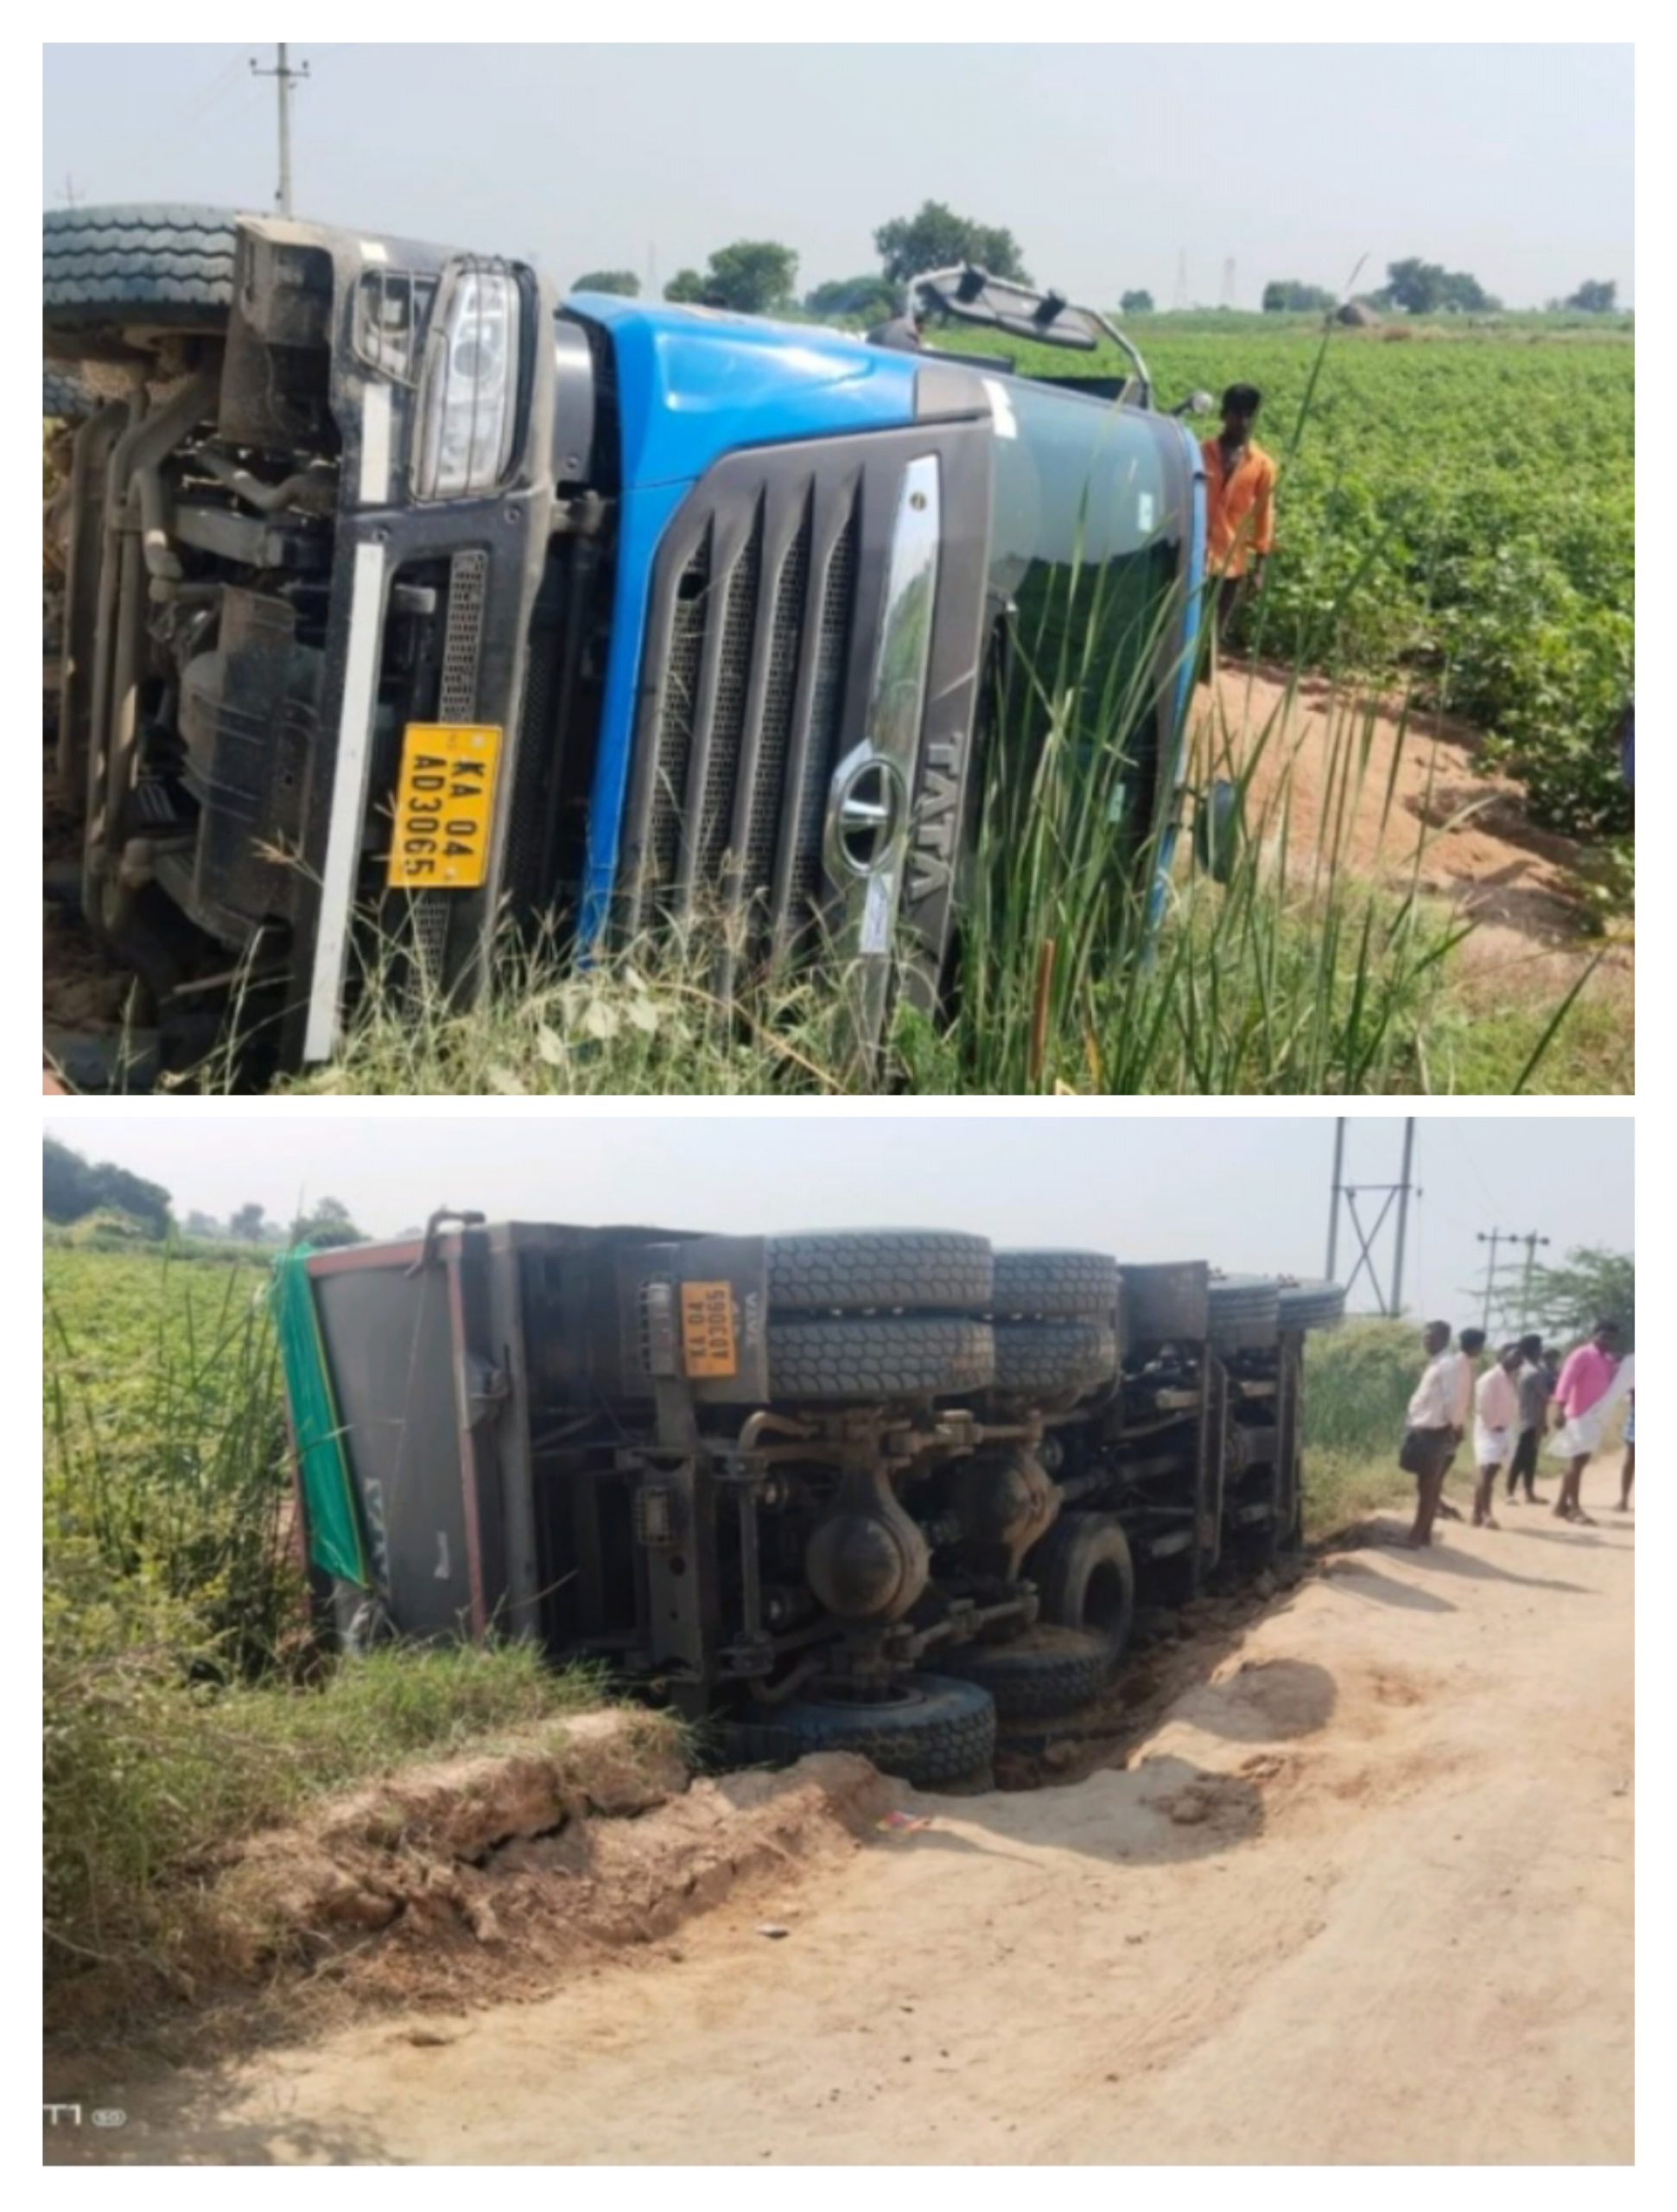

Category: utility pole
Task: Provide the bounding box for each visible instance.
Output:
[62,173,80,207]
[1325,1116,1420,1316]
[1476,1229,1512,1331]
[1221,257,1236,309]
[1515,1230,1552,1333]
[1172,248,1189,312]
[1391,1117,1417,1315]
[251,43,309,217]
[1325,1118,1346,1280]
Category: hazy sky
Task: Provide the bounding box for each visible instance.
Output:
[43,1113,1633,1325]
[42,43,1634,309]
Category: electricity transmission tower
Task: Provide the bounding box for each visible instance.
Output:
[1172,249,1189,311]
[250,44,310,217]
[1325,1118,1420,1316]
[1221,257,1236,308]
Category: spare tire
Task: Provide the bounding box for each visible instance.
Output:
[1276,1280,1347,1332]
[1026,1513,1136,1673]
[727,1673,995,1789]
[766,1316,994,1402]
[1208,1273,1280,1351]
[992,1320,1119,1400]
[940,1624,1112,1719]
[991,1249,1120,1319]
[44,203,239,350]
[767,1230,993,1316]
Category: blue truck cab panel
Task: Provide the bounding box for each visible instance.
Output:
[569,293,1206,991]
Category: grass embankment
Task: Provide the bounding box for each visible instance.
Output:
[43,1243,629,2024]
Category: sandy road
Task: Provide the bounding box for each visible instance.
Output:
[56,1503,1632,2165]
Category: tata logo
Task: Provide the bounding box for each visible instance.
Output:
[907,734,962,905]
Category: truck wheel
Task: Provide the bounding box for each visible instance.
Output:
[766,1230,993,1315]
[766,1316,994,1401]
[991,1249,1120,1319]
[1208,1273,1280,1351]
[992,1320,1118,1399]
[940,1624,1112,1718]
[727,1674,995,1789]
[43,203,239,354]
[1276,1280,1346,1332]
[1027,1514,1136,1673]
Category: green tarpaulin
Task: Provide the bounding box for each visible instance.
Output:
[270,1249,369,1586]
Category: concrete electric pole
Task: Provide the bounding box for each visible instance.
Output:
[1476,1230,1511,1330]
[1514,1230,1552,1333]
[250,44,309,217]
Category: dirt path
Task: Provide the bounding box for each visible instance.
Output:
[51,1491,1632,2166]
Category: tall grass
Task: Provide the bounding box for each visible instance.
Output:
[1300,1317,1420,1535]
[46,1245,295,1675]
[42,1244,627,2011]
[276,678,1601,1099]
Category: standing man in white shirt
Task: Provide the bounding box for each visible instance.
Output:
[1400,1320,1460,1548]
[1472,1344,1522,1529]
[1434,1325,1484,1522]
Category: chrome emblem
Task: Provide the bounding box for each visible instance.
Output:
[830,755,905,877]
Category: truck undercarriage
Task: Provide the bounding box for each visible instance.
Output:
[277,1220,1344,1789]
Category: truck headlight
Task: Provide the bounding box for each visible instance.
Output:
[414,268,521,500]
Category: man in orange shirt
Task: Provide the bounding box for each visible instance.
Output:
[1202,382,1277,652]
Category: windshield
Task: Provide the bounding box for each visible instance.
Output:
[983,378,1191,849]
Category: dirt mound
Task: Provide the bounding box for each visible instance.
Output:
[1198,661,1631,999]
[168,1716,893,2033]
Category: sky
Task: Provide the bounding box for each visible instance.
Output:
[41,43,1634,311]
[43,1113,1634,1326]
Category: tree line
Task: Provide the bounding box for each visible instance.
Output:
[43,1137,367,1249]
[574,213,1620,324]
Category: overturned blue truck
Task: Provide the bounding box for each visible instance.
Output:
[275,1219,1343,1787]
[46,207,1209,1075]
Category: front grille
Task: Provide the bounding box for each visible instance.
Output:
[406,549,486,995]
[439,549,487,720]
[622,464,861,944]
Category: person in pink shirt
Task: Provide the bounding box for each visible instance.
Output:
[1472,1344,1522,1529]
[1547,1321,1623,1525]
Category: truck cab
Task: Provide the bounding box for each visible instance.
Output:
[45,208,1206,1077]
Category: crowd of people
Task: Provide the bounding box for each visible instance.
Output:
[1398,1321,1634,1548]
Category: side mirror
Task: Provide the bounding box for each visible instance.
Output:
[1172,389,1216,418]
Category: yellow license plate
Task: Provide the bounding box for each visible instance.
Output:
[680,1281,738,1379]
[386,723,503,890]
